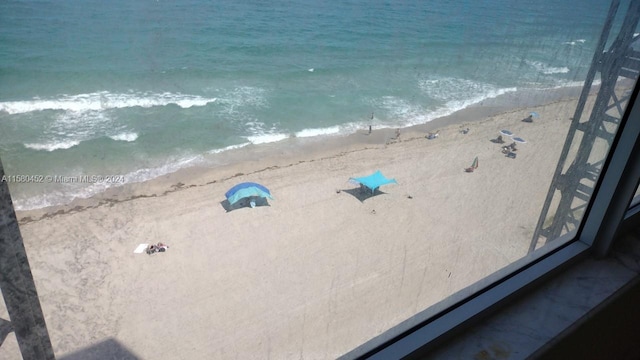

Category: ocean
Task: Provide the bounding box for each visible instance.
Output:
[0,0,620,210]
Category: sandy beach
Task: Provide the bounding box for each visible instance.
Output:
[1,94,592,359]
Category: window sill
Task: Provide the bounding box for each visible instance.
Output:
[422,229,640,360]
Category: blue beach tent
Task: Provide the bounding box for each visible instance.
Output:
[349,170,398,194]
[225,182,273,206]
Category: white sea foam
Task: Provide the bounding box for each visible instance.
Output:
[445,86,517,114]
[218,86,267,113]
[25,131,139,152]
[12,154,206,211]
[13,195,60,212]
[362,80,520,132]
[208,142,251,154]
[109,132,138,142]
[246,133,289,144]
[370,96,435,129]
[342,82,517,136]
[242,118,290,144]
[419,77,507,103]
[22,110,114,151]
[416,77,517,124]
[526,60,570,74]
[51,108,111,134]
[24,140,81,151]
[376,96,428,127]
[0,91,217,115]
[547,79,600,90]
[295,126,341,138]
[119,155,205,185]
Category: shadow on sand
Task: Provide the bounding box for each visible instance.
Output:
[59,338,140,360]
[220,197,271,212]
[341,188,388,202]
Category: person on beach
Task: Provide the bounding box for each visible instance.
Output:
[147,242,170,254]
[523,114,533,123]
[395,128,400,139]
[369,112,374,135]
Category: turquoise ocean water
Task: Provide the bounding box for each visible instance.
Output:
[0,0,621,209]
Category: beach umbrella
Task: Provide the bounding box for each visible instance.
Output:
[500,129,514,137]
[225,182,273,206]
[530,111,540,118]
[513,137,526,143]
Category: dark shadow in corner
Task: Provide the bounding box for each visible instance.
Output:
[220,197,271,212]
[59,337,140,360]
[0,318,12,347]
[341,188,388,202]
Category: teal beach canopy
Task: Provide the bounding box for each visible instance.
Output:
[349,170,398,193]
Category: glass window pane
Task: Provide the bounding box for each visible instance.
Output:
[0,1,638,359]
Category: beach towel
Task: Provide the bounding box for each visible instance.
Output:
[134,244,149,254]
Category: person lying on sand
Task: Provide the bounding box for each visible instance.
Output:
[501,142,517,153]
[147,242,170,255]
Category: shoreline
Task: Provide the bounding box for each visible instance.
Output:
[13,85,587,224]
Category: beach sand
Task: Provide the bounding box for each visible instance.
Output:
[0,94,597,359]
